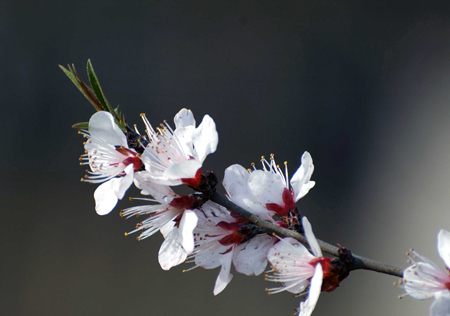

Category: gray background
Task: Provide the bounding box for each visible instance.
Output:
[3,1,450,315]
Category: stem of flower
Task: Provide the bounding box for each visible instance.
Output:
[209,191,403,278]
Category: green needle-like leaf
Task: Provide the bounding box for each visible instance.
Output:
[59,64,104,112]
[72,122,89,129]
[86,60,126,130]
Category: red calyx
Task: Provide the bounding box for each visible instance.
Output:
[216,221,245,246]
[169,196,196,210]
[282,188,296,212]
[266,188,296,217]
[181,168,203,189]
[116,147,144,172]
[309,257,341,293]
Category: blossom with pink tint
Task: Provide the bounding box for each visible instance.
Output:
[139,108,218,188]
[186,202,276,295]
[400,229,450,316]
[266,217,327,316]
[80,111,143,215]
[235,152,315,219]
[121,173,198,270]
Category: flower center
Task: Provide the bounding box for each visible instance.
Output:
[115,147,143,171]
[216,222,246,246]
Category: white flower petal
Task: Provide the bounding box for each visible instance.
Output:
[223,165,270,216]
[248,170,285,205]
[174,108,196,129]
[268,237,316,262]
[178,210,198,254]
[290,152,315,201]
[223,164,250,197]
[403,262,449,299]
[88,111,127,147]
[173,126,195,157]
[160,220,176,239]
[266,237,316,294]
[194,244,224,269]
[299,263,323,316]
[233,235,276,276]
[198,201,231,224]
[192,115,218,162]
[94,178,121,215]
[164,160,202,181]
[134,172,177,201]
[213,250,234,295]
[302,217,322,258]
[115,164,134,199]
[158,229,187,270]
[438,229,450,269]
[430,292,450,316]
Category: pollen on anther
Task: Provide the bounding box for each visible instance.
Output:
[129,197,133,201]
[124,232,128,236]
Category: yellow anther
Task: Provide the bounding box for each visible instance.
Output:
[140,113,146,117]
[284,161,288,165]
[80,178,84,182]
[129,197,133,201]
[124,232,128,236]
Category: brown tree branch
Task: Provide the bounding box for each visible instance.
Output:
[209,191,403,278]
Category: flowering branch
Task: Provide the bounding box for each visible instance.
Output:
[66,61,450,316]
[209,191,403,278]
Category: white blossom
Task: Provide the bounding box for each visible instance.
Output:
[139,108,218,188]
[401,229,450,316]
[80,111,142,215]
[239,152,315,218]
[121,173,198,270]
[186,202,276,295]
[266,217,325,316]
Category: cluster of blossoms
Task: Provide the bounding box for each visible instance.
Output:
[68,62,450,316]
[78,108,348,315]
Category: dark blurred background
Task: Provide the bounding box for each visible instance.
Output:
[3,1,450,315]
